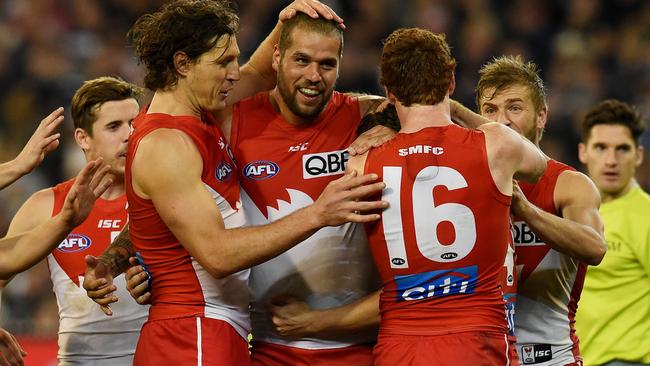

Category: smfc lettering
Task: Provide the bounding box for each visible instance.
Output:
[398,145,444,157]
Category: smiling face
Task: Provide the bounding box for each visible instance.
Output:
[478,84,547,144]
[579,124,643,202]
[273,26,340,125]
[76,98,139,177]
[186,35,241,113]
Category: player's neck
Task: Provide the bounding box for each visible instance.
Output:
[396,97,452,133]
[100,177,125,201]
[148,89,202,118]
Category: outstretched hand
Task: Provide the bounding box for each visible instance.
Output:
[279,0,345,29]
[0,327,26,366]
[59,158,112,229]
[14,107,65,175]
[83,255,117,316]
[347,125,397,156]
[312,171,387,226]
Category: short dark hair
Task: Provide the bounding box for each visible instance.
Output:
[582,99,646,146]
[380,28,456,107]
[128,0,239,91]
[278,12,343,58]
[71,76,142,136]
[356,104,400,135]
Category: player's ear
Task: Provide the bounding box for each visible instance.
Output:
[272,45,281,73]
[173,51,192,77]
[75,127,91,151]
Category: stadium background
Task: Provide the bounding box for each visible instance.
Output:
[0,0,648,364]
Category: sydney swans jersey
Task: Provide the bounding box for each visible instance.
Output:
[50,180,147,365]
[231,92,378,349]
[364,124,512,335]
[126,112,249,338]
[513,160,584,365]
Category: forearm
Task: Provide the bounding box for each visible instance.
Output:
[518,205,605,265]
[0,215,72,279]
[313,290,380,336]
[99,225,136,278]
[200,206,322,278]
[0,159,29,191]
[450,100,491,129]
[243,21,282,88]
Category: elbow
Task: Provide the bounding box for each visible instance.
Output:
[203,260,238,279]
[584,239,607,266]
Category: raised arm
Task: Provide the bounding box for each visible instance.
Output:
[450,99,492,129]
[0,159,111,279]
[133,129,385,279]
[512,171,606,265]
[0,107,64,190]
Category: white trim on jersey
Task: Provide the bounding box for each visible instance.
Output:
[196,317,202,366]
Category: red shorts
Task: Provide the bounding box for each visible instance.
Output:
[134,317,250,366]
[373,331,516,366]
[250,341,373,366]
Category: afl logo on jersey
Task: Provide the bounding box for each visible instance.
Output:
[215,161,234,181]
[57,234,92,252]
[243,160,279,180]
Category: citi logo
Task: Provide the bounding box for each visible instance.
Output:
[215,161,234,181]
[243,161,279,180]
[58,234,92,252]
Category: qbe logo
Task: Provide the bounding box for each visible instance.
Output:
[512,221,544,245]
[243,160,279,180]
[394,265,477,301]
[302,149,348,179]
[57,234,92,252]
[520,344,552,364]
[215,161,234,182]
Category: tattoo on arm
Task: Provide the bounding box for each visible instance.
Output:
[99,224,136,277]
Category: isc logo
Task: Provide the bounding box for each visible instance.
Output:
[215,161,234,181]
[243,160,279,180]
[302,149,348,179]
[395,265,477,301]
[521,344,552,364]
[511,221,544,245]
[98,219,121,229]
[57,234,92,252]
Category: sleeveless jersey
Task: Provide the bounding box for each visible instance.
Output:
[231,91,378,349]
[126,111,249,338]
[513,159,585,365]
[50,179,148,365]
[363,124,512,336]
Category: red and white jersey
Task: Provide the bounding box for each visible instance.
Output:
[50,179,148,365]
[126,111,249,339]
[230,92,378,349]
[363,124,512,336]
[513,159,585,365]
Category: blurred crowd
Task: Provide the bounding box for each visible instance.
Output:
[0,0,648,340]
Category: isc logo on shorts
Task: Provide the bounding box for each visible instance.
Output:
[394,265,478,301]
[511,221,544,245]
[520,344,552,364]
[243,160,279,180]
[57,234,92,252]
[302,149,348,179]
